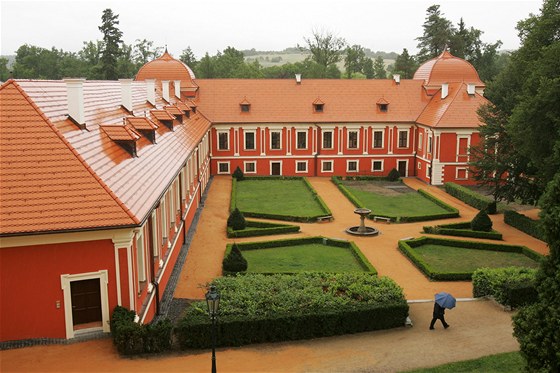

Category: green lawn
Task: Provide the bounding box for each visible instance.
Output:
[344,185,450,217]
[402,351,524,373]
[242,244,367,273]
[415,244,540,272]
[236,179,327,217]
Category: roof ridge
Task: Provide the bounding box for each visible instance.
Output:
[6,80,140,225]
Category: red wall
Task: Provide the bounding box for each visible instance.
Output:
[0,239,116,341]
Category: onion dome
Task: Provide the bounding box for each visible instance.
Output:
[413,50,484,89]
[135,49,196,82]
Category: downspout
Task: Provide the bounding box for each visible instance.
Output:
[430,128,436,185]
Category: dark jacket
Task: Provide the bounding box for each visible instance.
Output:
[433,302,445,317]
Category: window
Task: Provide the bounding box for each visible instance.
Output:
[418,133,423,150]
[456,168,468,180]
[321,160,333,172]
[270,131,281,150]
[428,136,433,153]
[296,131,307,149]
[322,131,333,149]
[427,165,432,178]
[218,132,229,150]
[398,130,408,148]
[378,103,388,112]
[418,161,422,169]
[372,160,383,172]
[240,104,250,112]
[136,232,146,284]
[244,131,255,150]
[314,103,324,112]
[348,130,358,149]
[244,161,256,174]
[296,161,307,173]
[373,130,383,148]
[218,162,230,174]
[347,160,358,172]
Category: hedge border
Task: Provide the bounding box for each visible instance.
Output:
[504,210,545,241]
[231,177,332,222]
[444,182,497,214]
[331,177,459,223]
[472,267,538,308]
[423,221,503,240]
[398,236,543,281]
[222,236,377,275]
[227,220,300,238]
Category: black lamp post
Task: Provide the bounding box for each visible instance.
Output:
[205,285,220,373]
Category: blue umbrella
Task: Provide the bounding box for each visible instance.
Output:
[435,292,456,309]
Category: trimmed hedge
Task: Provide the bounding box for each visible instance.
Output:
[423,221,503,240]
[222,236,377,275]
[472,267,538,308]
[444,182,497,214]
[398,237,543,281]
[176,273,408,348]
[110,306,172,355]
[504,210,545,241]
[227,220,300,238]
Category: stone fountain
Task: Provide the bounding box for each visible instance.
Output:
[346,208,379,236]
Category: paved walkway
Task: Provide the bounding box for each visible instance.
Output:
[1,176,549,372]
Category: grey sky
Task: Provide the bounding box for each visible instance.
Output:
[1,0,542,58]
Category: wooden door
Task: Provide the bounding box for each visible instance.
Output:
[70,279,102,326]
[271,162,281,175]
[398,160,407,177]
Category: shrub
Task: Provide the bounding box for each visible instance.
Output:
[472,267,537,308]
[232,166,244,181]
[471,210,493,232]
[422,221,503,240]
[227,220,300,238]
[387,168,400,182]
[444,182,497,214]
[227,208,246,230]
[504,210,545,241]
[223,243,248,273]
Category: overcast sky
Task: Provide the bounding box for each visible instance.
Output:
[1,0,543,58]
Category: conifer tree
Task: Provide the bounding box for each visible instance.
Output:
[98,8,123,80]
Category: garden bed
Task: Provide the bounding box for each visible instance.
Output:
[423,221,503,240]
[227,220,300,238]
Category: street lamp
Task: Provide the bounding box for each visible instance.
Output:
[205,285,220,373]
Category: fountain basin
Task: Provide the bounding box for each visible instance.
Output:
[346,226,380,236]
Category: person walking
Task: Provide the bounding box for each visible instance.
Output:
[430,291,455,330]
[430,301,449,329]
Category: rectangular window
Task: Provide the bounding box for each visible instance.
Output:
[418,161,422,169]
[348,130,358,149]
[418,133,423,150]
[244,161,256,174]
[428,136,433,153]
[398,130,408,148]
[244,131,255,150]
[136,232,146,284]
[427,165,432,178]
[372,160,383,171]
[458,137,469,155]
[270,131,281,150]
[218,132,229,150]
[373,130,383,148]
[218,162,230,174]
[347,160,358,172]
[296,161,307,173]
[456,168,468,180]
[322,131,333,149]
[296,131,307,149]
[321,160,333,172]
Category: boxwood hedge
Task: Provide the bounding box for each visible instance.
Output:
[504,210,545,241]
[444,182,497,214]
[423,221,503,240]
[472,267,538,308]
[176,273,408,348]
[227,220,300,238]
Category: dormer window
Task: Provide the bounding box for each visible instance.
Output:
[151,109,176,131]
[100,123,141,157]
[240,98,251,113]
[376,98,389,113]
[379,104,388,112]
[313,98,325,113]
[126,117,159,144]
[164,105,184,123]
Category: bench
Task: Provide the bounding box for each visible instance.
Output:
[317,215,333,223]
[373,216,391,223]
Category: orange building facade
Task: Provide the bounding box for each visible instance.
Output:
[1,49,488,343]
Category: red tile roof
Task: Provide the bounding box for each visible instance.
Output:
[164,105,184,116]
[136,50,197,84]
[414,50,484,88]
[100,123,142,141]
[126,116,159,130]
[151,109,176,121]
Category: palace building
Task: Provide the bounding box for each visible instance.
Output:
[0,49,487,342]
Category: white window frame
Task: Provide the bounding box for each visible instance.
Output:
[346,160,359,173]
[372,130,384,149]
[321,160,334,173]
[456,167,469,180]
[296,130,308,150]
[398,130,409,148]
[270,130,282,150]
[428,136,433,153]
[244,161,257,174]
[269,161,282,176]
[295,160,308,173]
[418,132,423,150]
[418,161,422,170]
[217,161,230,174]
[244,130,256,151]
[347,130,359,149]
[371,160,384,172]
[136,230,147,284]
[322,130,334,149]
[217,131,229,151]
[427,165,432,179]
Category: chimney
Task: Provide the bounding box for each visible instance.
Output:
[119,79,133,112]
[162,80,170,102]
[174,80,181,98]
[295,74,302,84]
[145,79,156,105]
[64,78,86,127]
[441,83,449,99]
[467,83,476,96]
[393,74,401,84]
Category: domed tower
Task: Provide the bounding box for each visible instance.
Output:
[413,50,485,95]
[135,49,198,98]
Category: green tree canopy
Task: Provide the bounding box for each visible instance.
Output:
[393,48,417,79]
[300,29,346,77]
[416,5,455,63]
[98,8,123,80]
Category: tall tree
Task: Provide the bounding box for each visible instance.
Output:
[179,47,197,69]
[0,57,9,81]
[373,56,386,79]
[416,5,455,63]
[393,48,417,79]
[362,58,374,79]
[132,39,161,66]
[344,45,366,78]
[300,29,346,77]
[98,8,123,80]
[117,43,137,78]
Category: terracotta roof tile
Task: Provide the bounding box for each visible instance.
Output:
[126,116,159,130]
[175,101,191,112]
[164,105,184,116]
[151,109,176,121]
[413,50,484,88]
[100,123,142,141]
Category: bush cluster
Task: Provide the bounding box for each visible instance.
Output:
[222,243,248,274]
[472,267,538,308]
[423,221,503,240]
[227,208,246,230]
[227,220,300,238]
[387,168,400,181]
[176,273,408,348]
[444,182,497,214]
[232,166,244,181]
[504,210,545,241]
[471,210,493,232]
[110,306,172,355]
